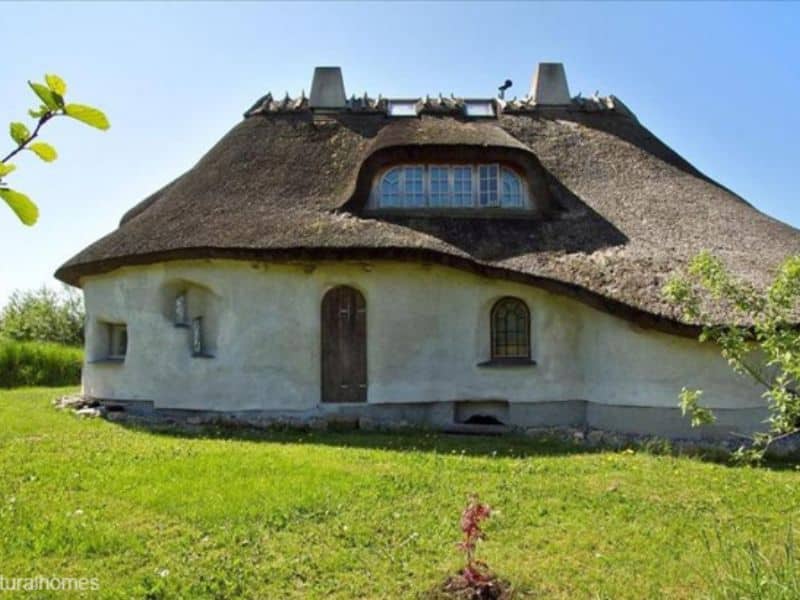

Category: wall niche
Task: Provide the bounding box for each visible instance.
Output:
[160,279,220,357]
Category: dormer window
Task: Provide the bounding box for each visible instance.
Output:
[372,164,530,210]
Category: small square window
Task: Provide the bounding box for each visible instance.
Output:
[108,324,127,359]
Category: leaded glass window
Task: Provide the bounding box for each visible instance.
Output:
[491,297,530,359]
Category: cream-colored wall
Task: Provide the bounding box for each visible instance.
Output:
[80,260,763,412]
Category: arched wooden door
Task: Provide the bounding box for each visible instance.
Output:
[321,286,367,403]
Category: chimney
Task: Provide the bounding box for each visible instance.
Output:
[530,63,571,105]
[309,66,347,110]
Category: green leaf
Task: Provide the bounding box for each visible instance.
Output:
[28,106,48,119]
[45,73,67,96]
[9,122,30,145]
[0,163,16,177]
[64,103,109,130]
[29,81,60,110]
[28,142,58,162]
[0,188,39,225]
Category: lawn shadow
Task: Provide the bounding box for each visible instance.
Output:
[108,416,593,459]
[100,415,800,468]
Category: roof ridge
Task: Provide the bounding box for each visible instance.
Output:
[243,91,638,121]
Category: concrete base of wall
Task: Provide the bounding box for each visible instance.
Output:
[95,397,769,441]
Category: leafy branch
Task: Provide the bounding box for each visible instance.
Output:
[1,73,109,226]
[665,251,800,463]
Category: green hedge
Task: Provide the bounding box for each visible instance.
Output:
[0,338,83,387]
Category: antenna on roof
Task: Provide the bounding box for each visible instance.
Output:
[498,79,513,100]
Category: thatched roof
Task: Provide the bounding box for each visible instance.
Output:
[55,98,800,334]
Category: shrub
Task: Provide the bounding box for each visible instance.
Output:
[0,286,84,346]
[0,337,83,387]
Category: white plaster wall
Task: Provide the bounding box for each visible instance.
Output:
[80,260,763,412]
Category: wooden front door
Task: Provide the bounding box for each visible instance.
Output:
[321,286,367,403]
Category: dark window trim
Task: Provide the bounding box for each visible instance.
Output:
[88,357,125,365]
[490,296,531,361]
[477,358,537,368]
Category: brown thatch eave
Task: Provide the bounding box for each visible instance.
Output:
[54,110,800,329]
[53,245,702,338]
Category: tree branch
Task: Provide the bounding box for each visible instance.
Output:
[1,112,55,165]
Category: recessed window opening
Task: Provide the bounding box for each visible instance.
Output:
[191,317,205,356]
[108,324,128,360]
[174,293,188,326]
[374,164,529,210]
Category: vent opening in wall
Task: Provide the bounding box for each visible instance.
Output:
[463,414,506,426]
[454,400,509,425]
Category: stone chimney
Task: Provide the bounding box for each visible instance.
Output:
[530,63,571,105]
[309,66,347,110]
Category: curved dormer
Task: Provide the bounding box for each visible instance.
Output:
[344,116,560,218]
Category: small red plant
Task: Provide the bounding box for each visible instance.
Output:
[441,492,512,599]
[458,493,493,584]
[443,494,508,598]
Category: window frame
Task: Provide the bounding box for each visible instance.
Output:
[373,164,528,211]
[428,164,452,207]
[478,164,500,207]
[402,165,425,208]
[490,297,531,361]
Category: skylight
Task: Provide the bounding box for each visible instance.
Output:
[387,100,418,117]
[464,100,495,118]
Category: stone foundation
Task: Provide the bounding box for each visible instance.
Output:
[90,396,768,441]
[55,394,800,459]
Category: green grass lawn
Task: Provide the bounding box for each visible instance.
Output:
[0,388,798,599]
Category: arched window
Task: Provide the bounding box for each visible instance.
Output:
[491,297,530,360]
[375,164,529,210]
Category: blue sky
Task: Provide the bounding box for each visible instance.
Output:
[1,1,798,302]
